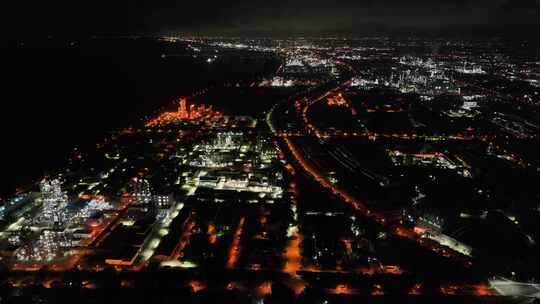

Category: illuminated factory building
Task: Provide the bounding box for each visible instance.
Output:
[146,98,218,127]
[37,178,69,227]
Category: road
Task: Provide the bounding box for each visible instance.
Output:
[267,69,476,267]
[490,277,540,298]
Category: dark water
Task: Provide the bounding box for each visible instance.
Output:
[1,37,279,197]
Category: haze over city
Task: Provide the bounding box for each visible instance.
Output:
[6,0,540,35]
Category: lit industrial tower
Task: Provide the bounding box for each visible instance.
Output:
[178,98,188,119]
[131,177,157,218]
[189,104,196,119]
[131,177,152,205]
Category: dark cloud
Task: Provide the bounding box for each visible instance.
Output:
[501,0,540,11]
[500,0,540,16]
[496,0,540,28]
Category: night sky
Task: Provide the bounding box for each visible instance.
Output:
[6,0,540,36]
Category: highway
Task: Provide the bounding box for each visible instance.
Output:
[490,277,540,298]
